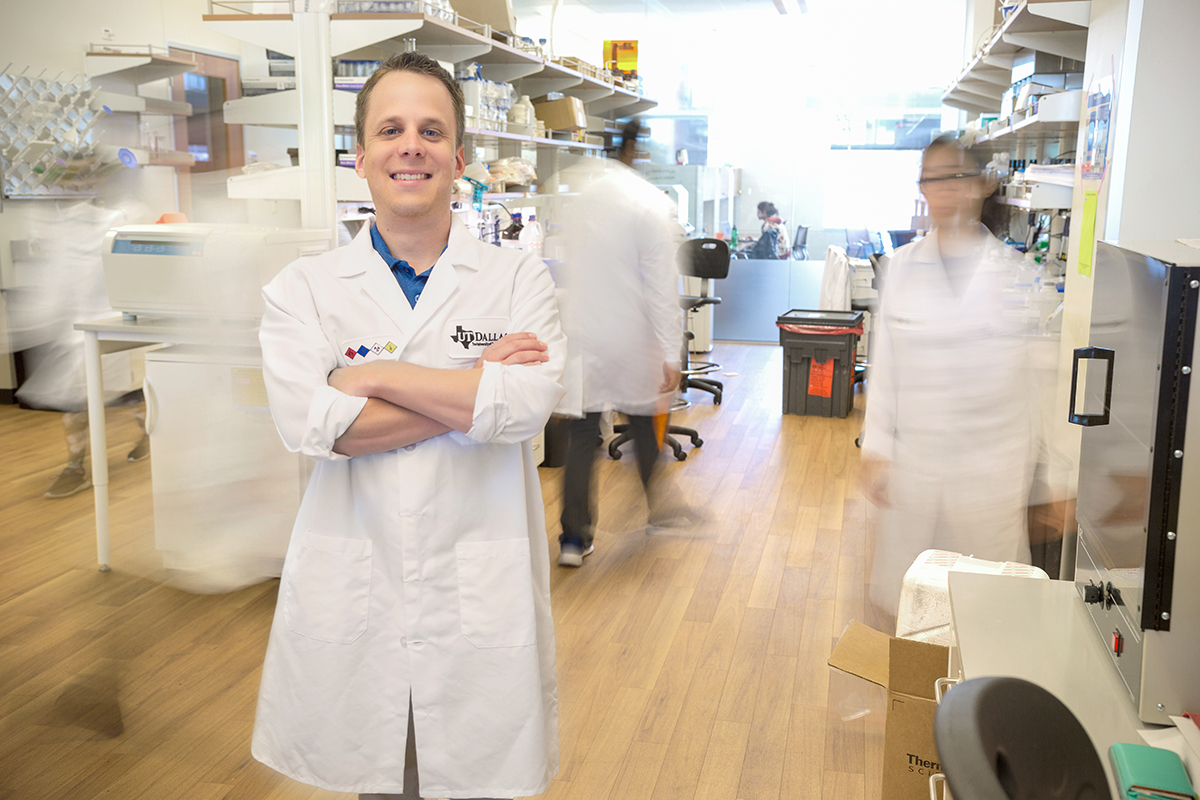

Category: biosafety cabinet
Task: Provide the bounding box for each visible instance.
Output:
[1070,240,1200,724]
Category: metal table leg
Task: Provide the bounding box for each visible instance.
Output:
[83,330,111,572]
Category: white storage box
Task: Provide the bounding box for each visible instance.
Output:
[896,549,1048,645]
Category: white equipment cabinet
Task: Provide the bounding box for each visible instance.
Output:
[143,344,309,590]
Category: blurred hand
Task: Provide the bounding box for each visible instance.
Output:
[860,456,891,508]
[659,362,682,394]
[473,332,549,368]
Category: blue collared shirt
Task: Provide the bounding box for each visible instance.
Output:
[370,222,431,308]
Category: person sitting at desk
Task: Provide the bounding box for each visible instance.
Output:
[748,201,790,259]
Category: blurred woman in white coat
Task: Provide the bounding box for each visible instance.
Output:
[860,134,1049,620]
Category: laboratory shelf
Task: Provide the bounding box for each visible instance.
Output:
[999,181,1073,210]
[329,13,493,62]
[533,135,605,151]
[224,88,357,127]
[942,0,1088,113]
[465,126,531,142]
[977,115,1078,143]
[202,14,298,57]
[143,96,195,116]
[468,38,544,84]
[84,49,200,84]
[91,92,194,116]
[515,60,584,99]
[147,149,197,167]
[226,164,370,202]
[465,127,606,151]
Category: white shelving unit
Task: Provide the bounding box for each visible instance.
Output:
[203,4,656,234]
[84,49,202,84]
[999,181,1073,210]
[224,88,356,127]
[943,0,1088,115]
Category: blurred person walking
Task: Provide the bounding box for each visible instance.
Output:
[7,201,150,498]
[859,134,1056,621]
[556,119,686,567]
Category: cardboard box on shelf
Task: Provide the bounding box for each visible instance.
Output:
[533,96,587,131]
[828,621,952,800]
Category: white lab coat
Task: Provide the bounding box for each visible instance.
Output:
[819,244,853,312]
[558,161,682,416]
[252,217,566,797]
[861,230,1041,612]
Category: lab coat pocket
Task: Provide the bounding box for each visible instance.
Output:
[284,533,373,644]
[455,538,537,648]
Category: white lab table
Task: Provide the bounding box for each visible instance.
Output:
[74,314,258,571]
[947,571,1159,795]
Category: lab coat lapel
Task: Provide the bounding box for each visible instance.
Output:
[403,218,479,339]
[335,220,415,336]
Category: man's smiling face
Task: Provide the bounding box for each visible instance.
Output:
[355,69,465,226]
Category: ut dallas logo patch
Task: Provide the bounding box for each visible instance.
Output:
[446,317,510,359]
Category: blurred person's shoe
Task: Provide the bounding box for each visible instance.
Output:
[45,466,91,499]
[558,540,595,568]
[127,434,150,462]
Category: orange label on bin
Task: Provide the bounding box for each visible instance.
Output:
[808,359,834,398]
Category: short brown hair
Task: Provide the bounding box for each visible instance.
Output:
[354,51,465,149]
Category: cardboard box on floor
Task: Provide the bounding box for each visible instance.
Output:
[828,621,951,800]
[533,96,587,131]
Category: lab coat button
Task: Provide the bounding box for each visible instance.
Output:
[403,444,417,452]
[400,637,407,647]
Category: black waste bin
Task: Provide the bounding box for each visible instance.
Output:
[777,309,864,418]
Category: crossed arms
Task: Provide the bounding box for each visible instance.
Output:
[329,332,549,457]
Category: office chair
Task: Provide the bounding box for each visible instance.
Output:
[677,238,730,404]
[792,224,810,260]
[608,238,730,462]
[888,229,917,250]
[845,228,871,259]
[934,677,1111,800]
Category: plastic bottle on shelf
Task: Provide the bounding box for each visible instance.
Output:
[519,213,544,256]
[731,226,739,248]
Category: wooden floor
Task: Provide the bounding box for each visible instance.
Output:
[0,343,887,800]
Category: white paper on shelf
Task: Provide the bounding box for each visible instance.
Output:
[1176,238,1200,250]
[1025,164,1075,188]
[1136,717,1200,780]
[1171,715,1200,778]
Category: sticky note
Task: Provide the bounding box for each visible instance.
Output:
[1079,189,1098,277]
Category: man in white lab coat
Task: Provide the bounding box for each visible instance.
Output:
[556,119,684,566]
[252,52,566,799]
